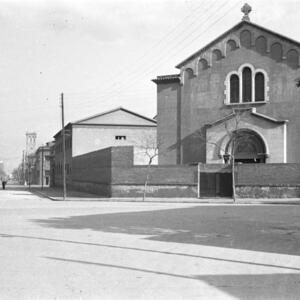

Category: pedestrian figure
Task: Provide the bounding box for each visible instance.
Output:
[1,178,7,190]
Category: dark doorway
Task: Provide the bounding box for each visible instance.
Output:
[226,129,267,163]
[200,172,232,197]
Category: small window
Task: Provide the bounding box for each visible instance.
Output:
[212,49,222,62]
[115,135,126,140]
[287,49,299,69]
[240,30,252,48]
[255,36,267,55]
[198,58,208,71]
[242,67,252,102]
[255,72,265,102]
[230,74,239,103]
[226,40,237,53]
[271,43,283,62]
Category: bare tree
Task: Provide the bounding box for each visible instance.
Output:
[12,164,23,183]
[133,132,163,201]
[194,109,246,202]
[223,110,244,201]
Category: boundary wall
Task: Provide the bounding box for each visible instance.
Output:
[71,146,198,197]
[70,146,300,198]
[236,164,300,198]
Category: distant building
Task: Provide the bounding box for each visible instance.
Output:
[31,142,53,186]
[49,142,56,187]
[0,161,5,177]
[25,132,37,156]
[24,132,37,185]
[53,107,157,187]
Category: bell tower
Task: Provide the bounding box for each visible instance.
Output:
[25,132,37,155]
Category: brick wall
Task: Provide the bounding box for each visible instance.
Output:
[198,164,232,173]
[71,146,134,196]
[236,163,300,186]
[71,146,197,197]
[236,163,300,198]
[71,146,300,198]
[110,165,197,197]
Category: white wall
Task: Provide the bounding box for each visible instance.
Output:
[72,125,157,165]
[206,115,285,163]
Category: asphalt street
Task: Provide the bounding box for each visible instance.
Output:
[1,186,300,300]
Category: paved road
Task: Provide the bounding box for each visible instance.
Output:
[1,186,300,299]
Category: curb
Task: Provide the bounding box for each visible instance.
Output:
[31,189,58,201]
[29,190,300,205]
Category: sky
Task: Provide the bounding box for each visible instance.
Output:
[1,0,300,172]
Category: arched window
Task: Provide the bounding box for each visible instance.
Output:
[226,64,268,104]
[230,74,239,103]
[242,67,252,102]
[212,49,222,62]
[183,68,194,86]
[255,72,265,102]
[271,43,283,62]
[240,30,251,48]
[198,58,208,71]
[226,40,237,53]
[255,36,267,55]
[287,49,299,69]
[184,68,194,81]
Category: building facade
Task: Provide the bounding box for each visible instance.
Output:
[153,5,300,165]
[32,142,53,186]
[53,107,157,186]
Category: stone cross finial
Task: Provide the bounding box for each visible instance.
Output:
[241,3,252,21]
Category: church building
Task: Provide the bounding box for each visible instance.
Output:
[153,4,300,165]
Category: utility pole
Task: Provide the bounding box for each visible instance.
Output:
[41,146,44,190]
[61,93,67,200]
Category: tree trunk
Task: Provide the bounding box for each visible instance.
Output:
[232,156,236,202]
[143,158,153,201]
[231,139,236,203]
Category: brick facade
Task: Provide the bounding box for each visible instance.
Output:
[154,21,300,165]
[71,146,198,198]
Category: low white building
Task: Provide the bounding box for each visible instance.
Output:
[53,107,157,186]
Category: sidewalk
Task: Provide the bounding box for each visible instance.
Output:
[29,186,300,204]
[29,186,104,201]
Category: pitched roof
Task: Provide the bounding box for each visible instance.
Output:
[53,107,156,138]
[73,106,157,125]
[176,20,300,69]
[205,108,287,128]
[251,109,288,124]
[152,74,181,84]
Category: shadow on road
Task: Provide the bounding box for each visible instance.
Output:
[43,256,300,299]
[195,273,300,299]
[32,205,300,256]
[1,233,299,272]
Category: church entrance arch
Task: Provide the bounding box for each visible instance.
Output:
[225,129,267,163]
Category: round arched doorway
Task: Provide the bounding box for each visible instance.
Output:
[225,129,267,163]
